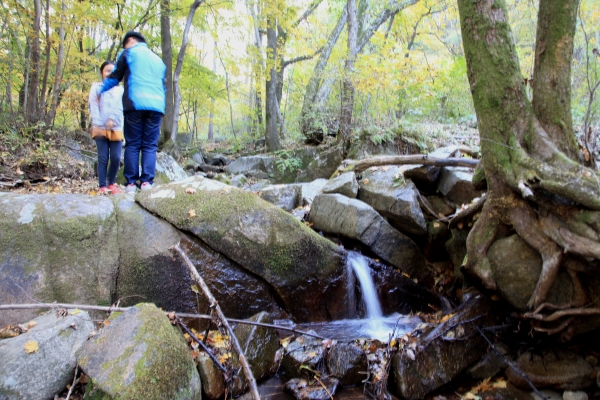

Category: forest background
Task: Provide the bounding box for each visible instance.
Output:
[1,0,599,156]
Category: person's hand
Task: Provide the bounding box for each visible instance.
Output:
[105,119,114,130]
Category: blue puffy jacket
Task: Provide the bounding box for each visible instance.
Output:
[100,43,166,114]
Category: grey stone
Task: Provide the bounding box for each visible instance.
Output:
[296,146,344,183]
[204,153,228,166]
[322,172,358,198]
[136,176,348,323]
[77,303,201,400]
[299,179,328,206]
[327,342,367,385]
[310,193,429,282]
[402,146,460,192]
[176,132,194,147]
[225,156,270,175]
[259,184,302,211]
[437,167,483,206]
[390,295,498,400]
[507,350,594,391]
[0,194,119,327]
[184,159,201,172]
[0,310,94,400]
[282,334,325,378]
[191,151,205,165]
[284,376,340,400]
[465,342,509,380]
[358,167,427,235]
[197,352,225,400]
[488,235,574,310]
[155,152,188,183]
[531,391,564,400]
[563,391,589,400]
[231,174,248,188]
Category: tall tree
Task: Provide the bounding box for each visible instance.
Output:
[25,0,41,124]
[458,0,600,335]
[160,0,175,145]
[339,0,358,147]
[265,15,281,150]
[300,0,419,141]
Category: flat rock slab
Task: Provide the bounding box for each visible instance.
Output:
[0,193,119,327]
[155,152,188,184]
[77,303,201,400]
[135,176,347,323]
[358,167,427,236]
[390,295,498,400]
[507,350,594,391]
[310,194,429,282]
[326,342,367,386]
[0,310,94,400]
[437,167,482,206]
[282,335,325,378]
[259,184,302,211]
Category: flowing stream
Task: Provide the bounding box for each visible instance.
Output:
[295,251,419,341]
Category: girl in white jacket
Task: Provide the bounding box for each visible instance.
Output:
[89,61,124,194]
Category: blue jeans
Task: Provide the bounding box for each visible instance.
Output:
[123,110,162,185]
[95,137,122,187]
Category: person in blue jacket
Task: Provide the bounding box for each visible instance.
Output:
[98,31,166,193]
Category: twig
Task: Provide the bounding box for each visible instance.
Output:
[472,324,546,400]
[313,375,334,400]
[65,363,79,400]
[0,303,323,338]
[170,243,261,400]
[176,316,228,374]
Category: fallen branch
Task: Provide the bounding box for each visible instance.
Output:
[0,303,323,339]
[171,243,261,400]
[341,155,479,173]
[472,323,546,400]
[522,307,600,322]
[176,316,228,374]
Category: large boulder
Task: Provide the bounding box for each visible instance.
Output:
[0,193,119,327]
[135,176,348,322]
[390,295,498,400]
[299,179,329,206]
[282,334,325,378]
[326,342,367,385]
[357,167,427,236]
[296,146,344,183]
[507,350,595,391]
[309,194,429,282]
[77,303,201,400]
[402,146,460,193]
[116,196,288,321]
[0,310,94,400]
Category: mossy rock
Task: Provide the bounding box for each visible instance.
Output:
[135,176,348,322]
[0,193,119,327]
[77,303,201,400]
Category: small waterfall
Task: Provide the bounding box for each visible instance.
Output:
[347,251,383,319]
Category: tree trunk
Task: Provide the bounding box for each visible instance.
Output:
[208,40,216,141]
[339,0,358,147]
[458,0,600,336]
[160,0,175,145]
[25,0,41,125]
[44,0,66,127]
[39,0,51,119]
[265,20,281,151]
[172,0,206,143]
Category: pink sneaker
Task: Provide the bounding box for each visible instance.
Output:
[107,184,122,194]
[140,182,154,191]
[125,184,137,193]
[98,187,110,194]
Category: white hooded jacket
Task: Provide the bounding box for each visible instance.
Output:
[89,82,124,130]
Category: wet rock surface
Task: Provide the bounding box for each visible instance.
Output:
[464,342,509,380]
[0,310,94,400]
[326,342,366,385]
[310,193,429,282]
[136,176,348,323]
[358,167,427,236]
[284,376,340,400]
[506,349,595,391]
[390,295,498,400]
[282,335,325,378]
[77,303,201,400]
